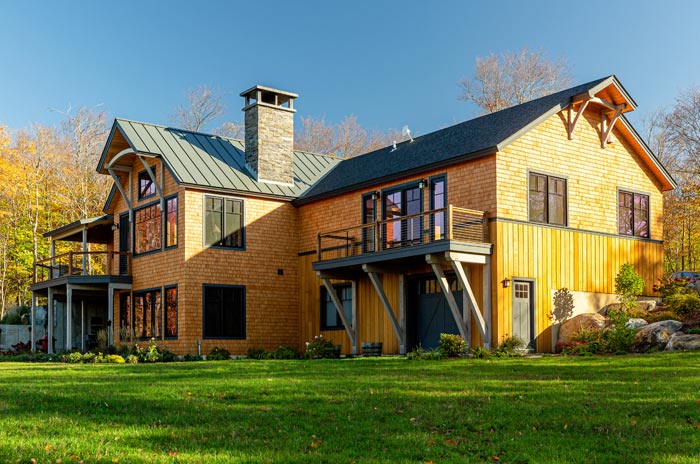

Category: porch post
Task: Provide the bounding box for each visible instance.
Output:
[363,266,405,354]
[398,274,407,355]
[482,256,492,349]
[81,301,85,352]
[30,293,36,353]
[82,228,88,275]
[107,283,115,347]
[47,288,54,354]
[66,284,73,351]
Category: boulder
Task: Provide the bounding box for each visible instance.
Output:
[637,300,657,311]
[633,320,683,352]
[558,313,607,344]
[665,333,700,351]
[626,318,648,329]
[598,303,623,316]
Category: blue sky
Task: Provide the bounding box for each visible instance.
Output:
[1,0,698,137]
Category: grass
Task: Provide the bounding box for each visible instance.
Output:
[1,353,700,463]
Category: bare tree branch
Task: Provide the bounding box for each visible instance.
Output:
[173,85,226,132]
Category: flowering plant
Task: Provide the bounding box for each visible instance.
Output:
[305,335,338,359]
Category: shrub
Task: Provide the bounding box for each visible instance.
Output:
[439,333,466,357]
[406,344,445,360]
[602,309,637,353]
[105,354,125,364]
[207,347,231,361]
[492,336,525,357]
[246,348,268,360]
[0,305,30,324]
[469,346,491,359]
[182,353,203,362]
[645,311,681,323]
[557,340,594,356]
[687,328,700,335]
[615,263,645,310]
[665,293,700,315]
[305,335,337,359]
[269,345,298,360]
[81,352,96,364]
[66,352,84,364]
[654,276,697,298]
[126,354,139,364]
[626,307,650,319]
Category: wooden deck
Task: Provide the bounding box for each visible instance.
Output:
[33,251,131,284]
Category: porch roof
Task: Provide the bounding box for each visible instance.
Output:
[42,215,114,244]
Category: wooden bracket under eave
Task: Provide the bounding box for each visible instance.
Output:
[567,96,627,148]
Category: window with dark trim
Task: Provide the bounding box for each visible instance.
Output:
[119,293,132,335]
[529,172,567,226]
[134,203,161,255]
[133,289,162,339]
[138,170,156,200]
[203,285,245,339]
[165,286,178,338]
[383,183,422,248]
[205,196,244,249]
[165,196,178,248]
[430,175,446,241]
[320,283,353,330]
[362,193,376,252]
[619,190,649,238]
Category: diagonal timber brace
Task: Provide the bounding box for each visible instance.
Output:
[363,265,406,354]
[317,272,358,355]
[567,96,626,148]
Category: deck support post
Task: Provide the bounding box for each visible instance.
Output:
[363,265,406,354]
[317,273,358,355]
[482,256,492,349]
[82,229,88,276]
[66,284,73,352]
[47,288,54,354]
[30,293,36,352]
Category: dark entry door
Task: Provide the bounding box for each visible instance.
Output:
[512,280,534,351]
[119,214,130,275]
[408,276,461,350]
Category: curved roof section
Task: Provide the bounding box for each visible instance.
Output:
[295,75,675,204]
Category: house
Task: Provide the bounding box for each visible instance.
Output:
[28,76,676,355]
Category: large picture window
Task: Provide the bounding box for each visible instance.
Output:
[205,196,244,249]
[430,175,446,241]
[529,172,567,226]
[320,283,353,330]
[619,190,649,238]
[134,203,161,255]
[203,284,245,339]
[165,196,178,248]
[133,289,162,339]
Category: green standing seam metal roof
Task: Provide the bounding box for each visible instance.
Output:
[99,119,342,211]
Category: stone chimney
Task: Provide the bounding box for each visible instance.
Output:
[240,85,298,185]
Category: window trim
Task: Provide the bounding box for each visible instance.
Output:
[617,187,651,239]
[381,180,424,249]
[164,194,178,249]
[164,285,178,340]
[137,169,157,201]
[361,192,377,253]
[132,200,163,257]
[202,284,246,340]
[320,283,353,331]
[527,170,568,227]
[429,173,448,241]
[202,194,246,251]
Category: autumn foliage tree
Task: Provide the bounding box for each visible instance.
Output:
[458,47,573,114]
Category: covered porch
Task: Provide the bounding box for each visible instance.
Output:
[29,215,132,353]
[314,205,493,355]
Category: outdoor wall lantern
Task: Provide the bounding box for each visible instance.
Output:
[111,223,119,231]
[371,191,380,201]
[501,278,511,288]
[418,179,428,189]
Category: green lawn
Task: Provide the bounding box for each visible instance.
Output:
[1,354,700,463]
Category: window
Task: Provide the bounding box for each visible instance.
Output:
[165,286,178,338]
[619,190,649,238]
[138,170,156,200]
[529,173,567,226]
[134,203,161,255]
[203,285,245,339]
[165,196,178,248]
[362,193,376,252]
[133,289,162,339]
[119,293,132,335]
[205,196,244,249]
[320,283,353,330]
[383,183,422,248]
[430,175,446,241]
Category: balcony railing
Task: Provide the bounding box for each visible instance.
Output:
[316,205,488,262]
[33,251,131,284]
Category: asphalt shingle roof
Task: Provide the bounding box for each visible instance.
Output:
[296,76,614,203]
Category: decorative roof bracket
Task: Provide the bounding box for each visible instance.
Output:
[137,154,166,212]
[567,96,626,148]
